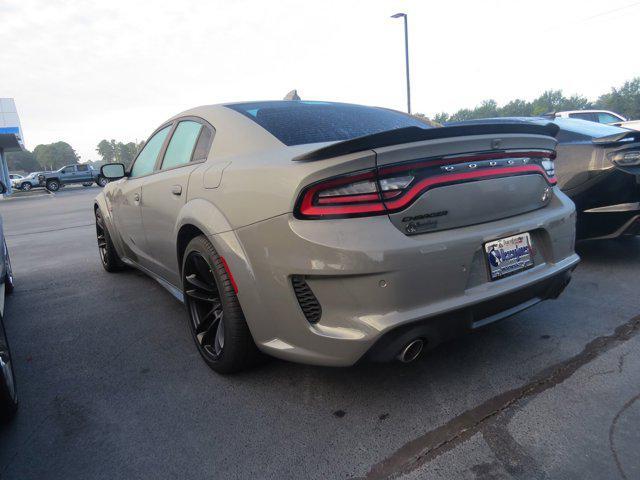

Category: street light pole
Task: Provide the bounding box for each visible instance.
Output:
[391,13,411,114]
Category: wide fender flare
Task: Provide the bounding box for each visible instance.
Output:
[174,199,267,340]
[94,193,126,257]
[174,198,234,239]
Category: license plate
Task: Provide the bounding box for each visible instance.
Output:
[484,233,534,281]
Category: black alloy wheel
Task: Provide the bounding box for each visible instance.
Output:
[182,236,260,373]
[95,209,124,272]
[184,251,226,360]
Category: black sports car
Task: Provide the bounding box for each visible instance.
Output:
[448,117,640,240]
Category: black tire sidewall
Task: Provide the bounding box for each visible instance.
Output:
[95,210,124,272]
[46,180,59,192]
[21,183,31,191]
[0,319,18,423]
[182,236,259,374]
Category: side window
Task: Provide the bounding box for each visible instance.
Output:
[131,126,171,178]
[77,164,89,171]
[192,126,214,161]
[569,112,596,122]
[161,121,202,170]
[597,113,621,124]
[62,166,75,173]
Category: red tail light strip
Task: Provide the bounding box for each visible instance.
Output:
[379,150,554,175]
[295,150,557,219]
[383,165,553,212]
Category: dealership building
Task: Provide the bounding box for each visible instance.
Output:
[0,98,25,195]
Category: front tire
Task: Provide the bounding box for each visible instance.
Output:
[182,236,260,374]
[95,209,125,272]
[3,241,13,295]
[82,182,93,187]
[97,176,108,187]
[0,320,18,424]
[46,180,60,192]
[21,182,32,191]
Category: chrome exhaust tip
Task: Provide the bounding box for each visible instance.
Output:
[397,339,424,363]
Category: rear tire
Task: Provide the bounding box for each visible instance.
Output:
[95,209,125,272]
[97,176,108,187]
[0,319,18,424]
[182,235,261,374]
[82,182,93,187]
[21,182,31,191]
[46,180,60,192]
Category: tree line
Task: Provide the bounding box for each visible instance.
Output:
[6,77,640,172]
[5,139,144,173]
[431,77,640,123]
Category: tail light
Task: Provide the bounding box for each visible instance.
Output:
[295,150,556,219]
[610,149,640,167]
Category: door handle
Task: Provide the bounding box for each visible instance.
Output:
[171,185,182,196]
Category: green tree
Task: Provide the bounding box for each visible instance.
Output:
[96,139,144,169]
[500,99,532,117]
[33,142,79,170]
[96,139,116,163]
[594,78,640,120]
[4,150,41,173]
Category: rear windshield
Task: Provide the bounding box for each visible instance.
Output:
[553,118,628,139]
[225,101,430,146]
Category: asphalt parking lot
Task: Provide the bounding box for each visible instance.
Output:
[0,187,638,480]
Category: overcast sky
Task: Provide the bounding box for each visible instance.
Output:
[2,0,640,162]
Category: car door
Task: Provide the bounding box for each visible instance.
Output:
[140,118,214,286]
[76,164,91,181]
[111,125,172,267]
[61,165,76,182]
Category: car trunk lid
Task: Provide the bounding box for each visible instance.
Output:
[373,131,557,235]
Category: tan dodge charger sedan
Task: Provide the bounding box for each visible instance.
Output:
[95,101,579,373]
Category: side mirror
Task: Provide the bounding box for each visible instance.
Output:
[0,181,6,194]
[101,163,127,180]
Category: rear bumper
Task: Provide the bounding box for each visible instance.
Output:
[363,267,574,362]
[225,187,578,367]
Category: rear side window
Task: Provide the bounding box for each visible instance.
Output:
[192,126,214,161]
[131,126,171,178]
[161,121,202,170]
[226,101,430,146]
[77,164,89,171]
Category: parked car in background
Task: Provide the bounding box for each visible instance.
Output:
[95,100,578,374]
[449,117,640,240]
[611,119,640,131]
[8,174,23,183]
[13,171,48,191]
[0,180,17,423]
[39,164,108,191]
[544,110,626,124]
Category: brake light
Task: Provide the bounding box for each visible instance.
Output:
[610,150,640,167]
[294,150,556,219]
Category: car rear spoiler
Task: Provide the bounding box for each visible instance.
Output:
[592,130,640,145]
[292,123,560,162]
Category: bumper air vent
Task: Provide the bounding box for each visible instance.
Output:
[291,275,322,323]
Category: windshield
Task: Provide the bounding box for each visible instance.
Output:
[226,101,431,146]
